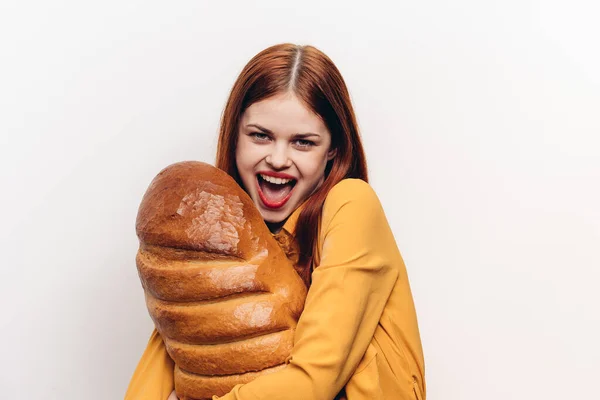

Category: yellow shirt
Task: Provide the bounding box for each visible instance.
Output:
[125,179,426,400]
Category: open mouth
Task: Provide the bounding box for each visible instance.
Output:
[256,173,297,209]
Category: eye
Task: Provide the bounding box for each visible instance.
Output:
[250,132,270,142]
[294,139,315,149]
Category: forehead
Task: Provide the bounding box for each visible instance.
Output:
[241,92,328,136]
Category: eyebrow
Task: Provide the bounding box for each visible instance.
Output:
[246,123,321,138]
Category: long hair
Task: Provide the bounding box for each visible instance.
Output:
[216,43,368,285]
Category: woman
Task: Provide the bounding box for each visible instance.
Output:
[126,43,425,400]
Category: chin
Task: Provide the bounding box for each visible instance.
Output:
[258,207,291,224]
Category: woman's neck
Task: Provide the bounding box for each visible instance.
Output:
[266,220,286,234]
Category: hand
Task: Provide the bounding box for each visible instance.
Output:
[167,390,179,400]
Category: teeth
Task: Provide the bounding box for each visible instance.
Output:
[260,174,293,185]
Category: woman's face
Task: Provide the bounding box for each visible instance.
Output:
[236,91,336,228]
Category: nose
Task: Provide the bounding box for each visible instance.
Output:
[265,143,292,170]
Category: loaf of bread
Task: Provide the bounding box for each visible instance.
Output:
[136,161,308,400]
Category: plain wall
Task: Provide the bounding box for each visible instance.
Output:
[1,1,598,398]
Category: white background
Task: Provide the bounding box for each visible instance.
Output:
[1,1,598,398]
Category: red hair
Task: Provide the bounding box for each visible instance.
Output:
[216,43,368,285]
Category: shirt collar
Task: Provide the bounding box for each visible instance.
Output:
[270,202,306,266]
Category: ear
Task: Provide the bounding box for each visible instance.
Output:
[327,147,337,161]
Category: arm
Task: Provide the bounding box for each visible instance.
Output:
[125,328,175,400]
[215,179,399,400]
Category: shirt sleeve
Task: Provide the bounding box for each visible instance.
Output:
[215,179,399,400]
[125,328,175,400]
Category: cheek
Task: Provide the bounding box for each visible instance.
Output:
[296,152,329,181]
[235,141,260,171]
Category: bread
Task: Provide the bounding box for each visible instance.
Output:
[136,161,308,400]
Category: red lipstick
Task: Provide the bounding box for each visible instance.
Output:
[255,174,296,209]
[256,170,296,180]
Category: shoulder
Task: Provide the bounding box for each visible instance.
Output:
[316,179,399,274]
[324,178,382,213]
[321,179,386,232]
